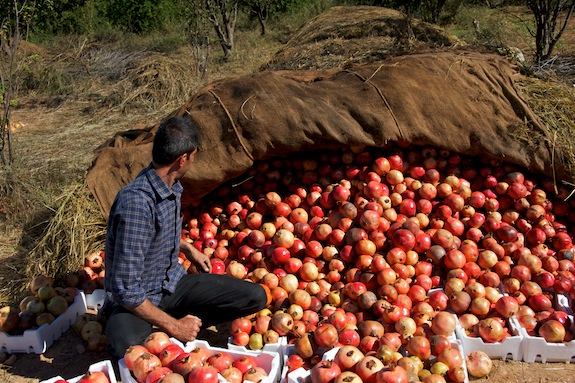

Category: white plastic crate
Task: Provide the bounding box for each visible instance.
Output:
[284,366,308,383]
[286,340,469,383]
[0,292,87,354]
[286,346,338,383]
[515,291,575,363]
[39,360,118,383]
[519,322,575,363]
[228,335,288,363]
[280,313,458,383]
[557,293,572,313]
[280,343,296,383]
[280,343,330,383]
[84,289,106,312]
[119,338,281,383]
[455,315,524,361]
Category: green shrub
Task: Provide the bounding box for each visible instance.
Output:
[102,0,180,33]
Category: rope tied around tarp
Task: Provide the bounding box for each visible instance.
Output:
[345,67,405,140]
[208,89,255,162]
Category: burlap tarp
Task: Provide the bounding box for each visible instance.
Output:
[87,51,558,219]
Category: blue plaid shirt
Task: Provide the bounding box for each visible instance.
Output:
[104,163,185,308]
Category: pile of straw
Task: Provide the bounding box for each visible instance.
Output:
[262,6,460,71]
[516,75,575,185]
[24,185,106,293]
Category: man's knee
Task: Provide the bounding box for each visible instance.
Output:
[105,311,152,361]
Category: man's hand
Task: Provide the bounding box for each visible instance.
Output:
[180,238,212,273]
[127,300,203,343]
[170,314,202,343]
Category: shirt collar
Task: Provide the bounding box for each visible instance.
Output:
[145,163,183,200]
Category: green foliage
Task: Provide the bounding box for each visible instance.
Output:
[275,0,322,13]
[102,0,179,33]
[420,0,465,24]
[0,0,13,23]
[1,0,33,38]
[29,0,180,36]
[365,0,397,7]
[275,0,336,24]
[175,0,211,44]
[31,0,90,34]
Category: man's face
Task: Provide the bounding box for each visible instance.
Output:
[177,148,197,179]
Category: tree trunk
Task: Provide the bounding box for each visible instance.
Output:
[207,0,238,58]
[0,0,22,166]
[257,10,267,35]
[529,0,575,65]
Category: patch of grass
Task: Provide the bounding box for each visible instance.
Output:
[447,6,505,45]
[114,28,188,53]
[446,5,536,62]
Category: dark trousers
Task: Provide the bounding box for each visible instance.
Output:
[104,273,267,361]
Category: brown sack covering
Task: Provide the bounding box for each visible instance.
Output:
[87,51,554,219]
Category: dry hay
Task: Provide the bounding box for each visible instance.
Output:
[262,6,461,71]
[20,184,106,299]
[107,50,198,112]
[16,40,50,58]
[15,38,197,114]
[78,47,196,112]
[516,75,575,189]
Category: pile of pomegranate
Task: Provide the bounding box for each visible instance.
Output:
[180,143,575,383]
[65,250,106,294]
[0,275,79,335]
[123,331,269,383]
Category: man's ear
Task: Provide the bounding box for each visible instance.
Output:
[177,154,187,168]
[168,154,185,172]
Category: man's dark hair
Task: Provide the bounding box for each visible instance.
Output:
[152,116,200,165]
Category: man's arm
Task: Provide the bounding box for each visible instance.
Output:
[126,299,202,342]
[180,238,212,273]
